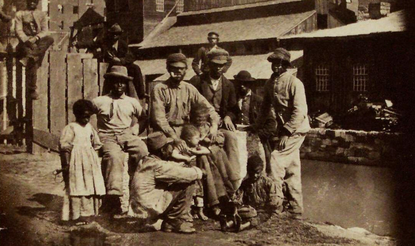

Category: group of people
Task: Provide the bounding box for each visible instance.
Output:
[58,44,310,234]
[9,0,310,234]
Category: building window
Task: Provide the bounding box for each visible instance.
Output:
[353,64,368,92]
[73,6,79,14]
[156,0,164,12]
[315,65,330,92]
[176,0,184,12]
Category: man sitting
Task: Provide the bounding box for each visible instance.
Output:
[129,131,204,234]
[97,23,145,99]
[15,0,54,99]
[92,65,148,217]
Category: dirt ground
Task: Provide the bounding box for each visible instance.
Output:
[0,152,397,246]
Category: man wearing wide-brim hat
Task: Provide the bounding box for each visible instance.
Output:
[92,65,149,217]
[130,131,204,233]
[98,23,146,100]
[150,53,220,151]
[189,48,242,190]
[255,47,310,220]
[233,70,263,126]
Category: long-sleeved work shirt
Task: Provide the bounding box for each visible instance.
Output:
[129,155,203,219]
[256,72,310,135]
[15,9,49,43]
[151,79,220,138]
[92,93,143,134]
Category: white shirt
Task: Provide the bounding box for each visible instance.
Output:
[209,76,220,91]
[238,90,251,110]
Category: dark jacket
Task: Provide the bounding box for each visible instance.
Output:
[234,92,263,125]
[189,74,237,122]
[100,39,135,65]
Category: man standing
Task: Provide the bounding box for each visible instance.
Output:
[130,132,204,233]
[189,49,242,189]
[233,70,262,126]
[151,53,220,150]
[92,66,148,217]
[255,48,310,220]
[15,0,54,99]
[98,23,145,99]
[192,32,232,76]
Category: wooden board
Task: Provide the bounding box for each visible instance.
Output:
[98,62,109,95]
[32,51,49,132]
[33,128,60,152]
[50,50,67,136]
[32,52,50,154]
[83,58,99,129]
[67,53,84,123]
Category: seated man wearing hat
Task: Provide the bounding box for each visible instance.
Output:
[189,48,242,190]
[15,0,54,99]
[97,23,145,99]
[129,132,204,234]
[255,48,310,220]
[192,32,232,76]
[151,53,220,151]
[92,65,149,217]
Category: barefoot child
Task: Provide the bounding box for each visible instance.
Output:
[171,124,210,220]
[59,99,106,225]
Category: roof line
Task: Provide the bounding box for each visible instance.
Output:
[280,10,317,36]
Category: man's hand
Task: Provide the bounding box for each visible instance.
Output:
[208,124,218,143]
[187,156,196,163]
[25,39,37,49]
[174,138,188,152]
[112,57,121,63]
[223,116,236,131]
[277,135,289,151]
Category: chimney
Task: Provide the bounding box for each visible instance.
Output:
[369,2,391,19]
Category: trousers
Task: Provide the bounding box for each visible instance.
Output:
[99,131,148,196]
[269,134,306,214]
[17,36,54,91]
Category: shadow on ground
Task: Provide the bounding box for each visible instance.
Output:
[17,193,63,224]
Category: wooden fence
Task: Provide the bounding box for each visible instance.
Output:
[0,51,109,154]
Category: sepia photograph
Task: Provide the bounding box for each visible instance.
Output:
[0,0,414,245]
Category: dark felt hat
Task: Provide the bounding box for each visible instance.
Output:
[166,53,188,68]
[207,48,229,65]
[267,48,291,64]
[147,132,174,151]
[208,32,219,38]
[108,23,123,34]
[104,65,133,81]
[234,70,255,82]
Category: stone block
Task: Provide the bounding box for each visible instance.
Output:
[335,147,345,156]
[345,134,355,142]
[326,130,335,138]
[368,151,381,160]
[322,139,331,146]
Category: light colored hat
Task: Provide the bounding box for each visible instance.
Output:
[207,48,229,65]
[104,66,133,81]
[267,48,291,65]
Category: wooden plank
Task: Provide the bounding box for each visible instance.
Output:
[67,53,84,123]
[50,50,67,136]
[83,58,99,129]
[32,51,49,132]
[33,128,60,152]
[32,51,50,154]
[98,62,109,95]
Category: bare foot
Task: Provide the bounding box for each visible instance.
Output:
[197,209,208,221]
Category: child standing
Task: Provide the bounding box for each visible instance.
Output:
[59,99,106,225]
[171,124,210,220]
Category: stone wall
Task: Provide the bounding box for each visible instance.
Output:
[300,129,402,166]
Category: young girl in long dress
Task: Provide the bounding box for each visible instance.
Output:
[59,99,106,225]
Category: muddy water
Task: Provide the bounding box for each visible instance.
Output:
[302,160,397,236]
